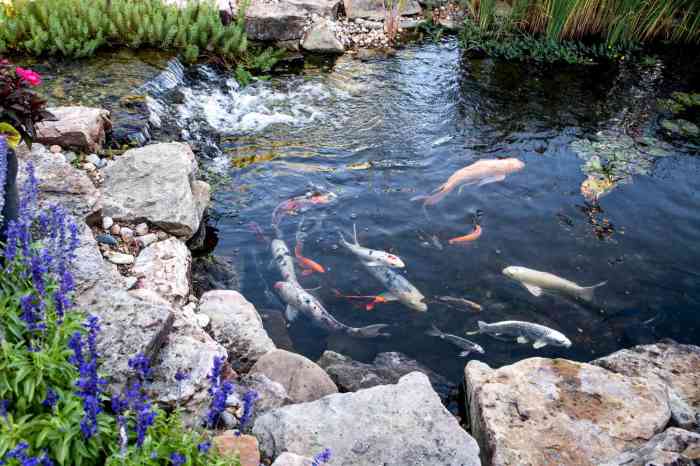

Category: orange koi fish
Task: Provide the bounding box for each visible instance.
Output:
[448,224,482,245]
[272,191,338,226]
[294,241,325,276]
[332,290,389,312]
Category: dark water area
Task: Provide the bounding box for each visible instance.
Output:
[31,39,700,384]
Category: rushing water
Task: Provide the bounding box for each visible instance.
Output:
[37,39,700,384]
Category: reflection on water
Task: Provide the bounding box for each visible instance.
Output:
[36,39,700,384]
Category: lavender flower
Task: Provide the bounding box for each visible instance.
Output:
[205,356,234,428]
[197,441,211,454]
[69,315,106,439]
[174,370,190,382]
[169,452,186,466]
[0,135,7,222]
[0,442,54,466]
[128,353,152,381]
[237,389,258,432]
[113,354,158,449]
[0,399,8,418]
[311,448,332,466]
[42,388,58,409]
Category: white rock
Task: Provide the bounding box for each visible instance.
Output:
[86,153,102,167]
[120,227,134,241]
[82,162,96,172]
[138,233,158,247]
[132,238,192,305]
[110,224,121,235]
[107,252,135,265]
[195,313,210,328]
[135,222,149,236]
[102,216,114,230]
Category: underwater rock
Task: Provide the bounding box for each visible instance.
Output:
[250,349,338,404]
[132,238,192,306]
[101,142,209,239]
[192,254,241,297]
[16,143,100,220]
[238,0,341,41]
[343,0,420,19]
[600,427,700,466]
[253,372,481,465]
[198,290,276,372]
[593,341,700,430]
[36,106,111,153]
[317,350,453,400]
[301,19,345,54]
[465,358,671,466]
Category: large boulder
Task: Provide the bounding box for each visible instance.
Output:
[76,287,175,394]
[250,349,337,404]
[198,290,276,372]
[101,143,209,239]
[593,341,700,430]
[71,221,124,300]
[343,0,420,20]
[234,0,341,41]
[16,143,100,220]
[317,350,453,396]
[253,372,481,465]
[301,19,344,54]
[36,106,111,153]
[600,428,700,466]
[132,238,192,306]
[465,358,672,466]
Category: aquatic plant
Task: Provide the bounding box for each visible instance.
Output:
[0,0,281,78]
[0,164,235,466]
[0,60,54,147]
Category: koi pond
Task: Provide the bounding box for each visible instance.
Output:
[39,38,700,385]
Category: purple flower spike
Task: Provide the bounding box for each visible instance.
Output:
[312,448,332,466]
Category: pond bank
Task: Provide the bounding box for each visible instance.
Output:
[21,102,700,464]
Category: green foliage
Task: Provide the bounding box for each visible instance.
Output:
[0,0,281,80]
[459,16,636,64]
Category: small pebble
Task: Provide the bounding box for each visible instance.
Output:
[138,233,158,247]
[82,162,96,172]
[107,252,135,265]
[124,276,138,290]
[120,227,134,240]
[195,313,210,328]
[95,234,118,246]
[85,153,101,167]
[156,231,168,240]
[49,145,62,154]
[110,224,121,235]
[64,151,77,163]
[102,216,114,230]
[135,223,149,236]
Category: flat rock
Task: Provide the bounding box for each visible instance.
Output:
[593,341,700,430]
[253,372,480,465]
[235,0,341,41]
[214,433,261,466]
[132,238,192,306]
[600,427,700,466]
[465,358,672,466]
[198,290,276,372]
[344,0,420,20]
[250,349,337,404]
[317,350,453,397]
[76,286,175,394]
[101,142,209,239]
[301,20,345,54]
[16,143,100,220]
[271,452,311,466]
[36,106,111,153]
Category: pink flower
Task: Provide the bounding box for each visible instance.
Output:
[15,67,42,86]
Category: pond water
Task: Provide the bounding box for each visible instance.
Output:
[38,38,700,385]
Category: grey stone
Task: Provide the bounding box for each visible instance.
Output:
[317,350,453,396]
[343,0,420,20]
[227,373,292,430]
[138,233,158,247]
[301,20,344,54]
[96,234,118,246]
[16,143,100,220]
[135,222,149,236]
[271,452,311,466]
[101,142,209,239]
[71,221,122,300]
[132,238,192,306]
[198,290,275,372]
[600,427,700,466]
[36,106,111,153]
[465,358,672,466]
[253,372,480,465]
[235,0,341,41]
[593,341,700,430]
[76,286,175,394]
[85,153,102,167]
[250,349,337,404]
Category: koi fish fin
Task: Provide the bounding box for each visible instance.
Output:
[301,269,314,276]
[533,340,547,349]
[425,323,443,337]
[349,324,391,339]
[578,281,607,303]
[352,223,360,245]
[516,336,529,344]
[467,321,487,335]
[459,350,473,358]
[523,283,544,297]
[364,261,383,267]
[285,305,300,322]
[476,174,506,187]
[378,292,398,302]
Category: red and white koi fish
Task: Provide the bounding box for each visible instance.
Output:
[448,224,482,245]
[338,224,405,268]
[272,191,337,226]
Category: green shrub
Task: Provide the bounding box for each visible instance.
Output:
[0,0,281,76]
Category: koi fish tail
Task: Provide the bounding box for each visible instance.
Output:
[425,323,443,337]
[411,186,449,206]
[349,324,391,339]
[578,281,608,303]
